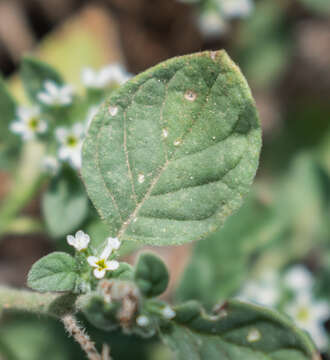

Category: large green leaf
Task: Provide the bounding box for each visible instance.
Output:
[161,300,320,360]
[27,252,78,292]
[20,56,63,104]
[82,50,261,245]
[42,171,89,239]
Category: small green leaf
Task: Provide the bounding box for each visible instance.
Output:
[20,56,63,103]
[42,171,89,239]
[161,300,320,360]
[27,252,78,292]
[110,262,134,280]
[134,253,169,298]
[82,50,261,245]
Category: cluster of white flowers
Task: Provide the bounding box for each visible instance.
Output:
[283,266,330,350]
[237,265,330,350]
[237,271,280,308]
[197,0,254,38]
[82,63,131,89]
[37,81,74,106]
[10,63,131,172]
[219,0,254,18]
[66,230,121,279]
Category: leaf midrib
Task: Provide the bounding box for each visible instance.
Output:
[96,56,235,240]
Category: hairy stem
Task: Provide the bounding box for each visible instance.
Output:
[62,314,102,360]
[0,286,76,318]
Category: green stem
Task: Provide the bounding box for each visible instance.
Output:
[0,286,77,318]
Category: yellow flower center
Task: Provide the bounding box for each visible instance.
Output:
[297,306,310,322]
[66,135,78,147]
[28,117,39,130]
[96,259,107,270]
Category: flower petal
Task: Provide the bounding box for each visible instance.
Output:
[94,268,106,279]
[106,260,119,271]
[87,256,98,267]
[107,237,120,250]
[66,235,76,247]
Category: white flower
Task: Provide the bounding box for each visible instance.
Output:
[67,230,90,251]
[220,0,254,18]
[37,80,74,106]
[42,155,60,175]
[85,105,99,130]
[10,106,47,141]
[237,271,279,307]
[162,305,176,320]
[285,293,330,349]
[284,265,314,294]
[87,241,119,279]
[136,315,149,327]
[106,237,121,250]
[55,123,84,169]
[82,64,132,89]
[198,11,227,38]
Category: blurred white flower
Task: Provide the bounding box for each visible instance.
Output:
[198,11,227,38]
[85,105,99,130]
[285,293,330,349]
[237,271,280,307]
[162,305,176,319]
[67,230,90,251]
[42,155,60,175]
[220,0,254,18]
[106,237,121,251]
[136,315,150,327]
[55,123,84,169]
[87,241,119,279]
[284,265,314,293]
[82,64,132,89]
[37,80,74,106]
[10,106,47,141]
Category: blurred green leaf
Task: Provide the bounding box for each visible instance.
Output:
[135,253,169,298]
[0,74,18,169]
[42,170,89,239]
[235,0,291,89]
[161,300,319,360]
[299,0,330,14]
[175,194,283,308]
[20,57,63,104]
[27,252,78,292]
[0,312,82,360]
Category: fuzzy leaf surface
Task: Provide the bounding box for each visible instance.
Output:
[82,50,261,245]
[161,300,320,360]
[27,252,78,292]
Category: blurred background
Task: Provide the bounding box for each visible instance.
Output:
[0,0,330,359]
